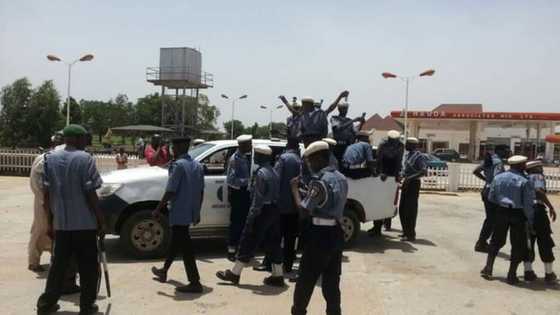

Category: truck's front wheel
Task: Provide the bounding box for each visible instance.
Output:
[341,209,360,248]
[120,210,170,259]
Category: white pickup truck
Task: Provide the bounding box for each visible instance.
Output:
[98,139,399,258]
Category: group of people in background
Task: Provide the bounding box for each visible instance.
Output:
[474,146,557,284]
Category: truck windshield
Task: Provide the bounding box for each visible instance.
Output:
[188,143,215,159]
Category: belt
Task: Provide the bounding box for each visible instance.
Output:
[348,164,365,170]
[312,217,337,226]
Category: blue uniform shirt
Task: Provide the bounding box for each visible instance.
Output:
[482,154,505,186]
[299,108,328,139]
[329,152,339,170]
[301,166,348,220]
[402,150,428,177]
[250,164,280,215]
[43,147,103,231]
[330,115,356,144]
[287,114,302,140]
[528,173,546,205]
[226,150,251,189]
[274,149,303,213]
[166,154,205,226]
[488,169,536,224]
[342,142,374,166]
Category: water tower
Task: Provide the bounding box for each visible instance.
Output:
[146,47,213,135]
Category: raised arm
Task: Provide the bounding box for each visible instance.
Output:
[279,95,296,115]
[325,90,349,115]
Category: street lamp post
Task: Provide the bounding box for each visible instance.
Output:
[382,69,435,168]
[260,105,283,138]
[47,53,94,126]
[221,94,248,139]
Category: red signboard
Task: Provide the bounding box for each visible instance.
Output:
[390,111,560,121]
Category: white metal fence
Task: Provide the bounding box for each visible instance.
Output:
[0,148,146,175]
[421,163,560,193]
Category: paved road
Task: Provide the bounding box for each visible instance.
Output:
[1,176,558,315]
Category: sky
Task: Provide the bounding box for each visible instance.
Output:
[1,0,559,129]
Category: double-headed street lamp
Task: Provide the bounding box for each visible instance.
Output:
[260,105,283,138]
[47,53,94,126]
[221,94,248,139]
[382,69,435,144]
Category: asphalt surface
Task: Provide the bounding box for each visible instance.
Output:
[1,176,559,315]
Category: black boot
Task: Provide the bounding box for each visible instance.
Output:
[263,275,286,287]
[524,270,538,282]
[544,272,558,284]
[151,266,167,283]
[474,241,489,253]
[176,282,203,293]
[79,304,99,315]
[216,269,240,285]
[480,254,496,279]
[507,262,520,285]
[37,303,60,315]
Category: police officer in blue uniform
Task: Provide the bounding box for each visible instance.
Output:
[473,145,505,252]
[151,137,204,293]
[341,130,376,179]
[480,155,536,285]
[217,145,285,287]
[323,138,340,170]
[522,160,557,284]
[37,124,104,315]
[371,130,403,236]
[226,135,253,261]
[289,141,348,315]
[298,91,349,147]
[399,137,428,242]
[330,101,366,162]
[279,96,302,142]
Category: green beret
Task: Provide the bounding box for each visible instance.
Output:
[63,124,88,137]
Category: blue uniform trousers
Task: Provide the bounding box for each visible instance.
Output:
[228,187,251,248]
[237,204,282,264]
[488,207,528,264]
[526,204,555,263]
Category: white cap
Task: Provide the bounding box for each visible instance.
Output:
[292,101,302,108]
[303,141,329,157]
[526,160,543,169]
[50,136,55,142]
[193,139,205,145]
[507,155,528,165]
[322,138,337,146]
[357,129,374,137]
[387,130,400,139]
[406,137,419,144]
[338,102,349,108]
[301,97,314,104]
[254,145,272,156]
[236,134,253,143]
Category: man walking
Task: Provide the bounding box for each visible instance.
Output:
[36,124,104,315]
[226,135,253,261]
[480,155,536,285]
[473,145,505,252]
[522,160,557,284]
[217,145,284,286]
[151,137,204,293]
[399,137,428,242]
[289,141,348,315]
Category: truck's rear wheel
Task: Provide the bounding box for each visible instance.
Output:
[341,209,360,248]
[120,210,170,259]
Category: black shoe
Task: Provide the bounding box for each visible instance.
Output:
[368,228,382,237]
[480,266,493,280]
[61,284,81,295]
[253,263,272,272]
[384,223,392,231]
[227,252,237,262]
[474,241,489,253]
[400,236,415,242]
[151,266,167,283]
[29,264,47,273]
[79,304,99,315]
[37,303,60,315]
[216,269,240,285]
[544,272,558,284]
[176,282,203,293]
[263,275,285,287]
[506,273,520,285]
[524,270,538,282]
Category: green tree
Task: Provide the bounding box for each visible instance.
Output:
[135,93,162,126]
[61,97,82,124]
[27,81,64,147]
[223,120,245,139]
[0,78,33,147]
[81,100,111,142]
